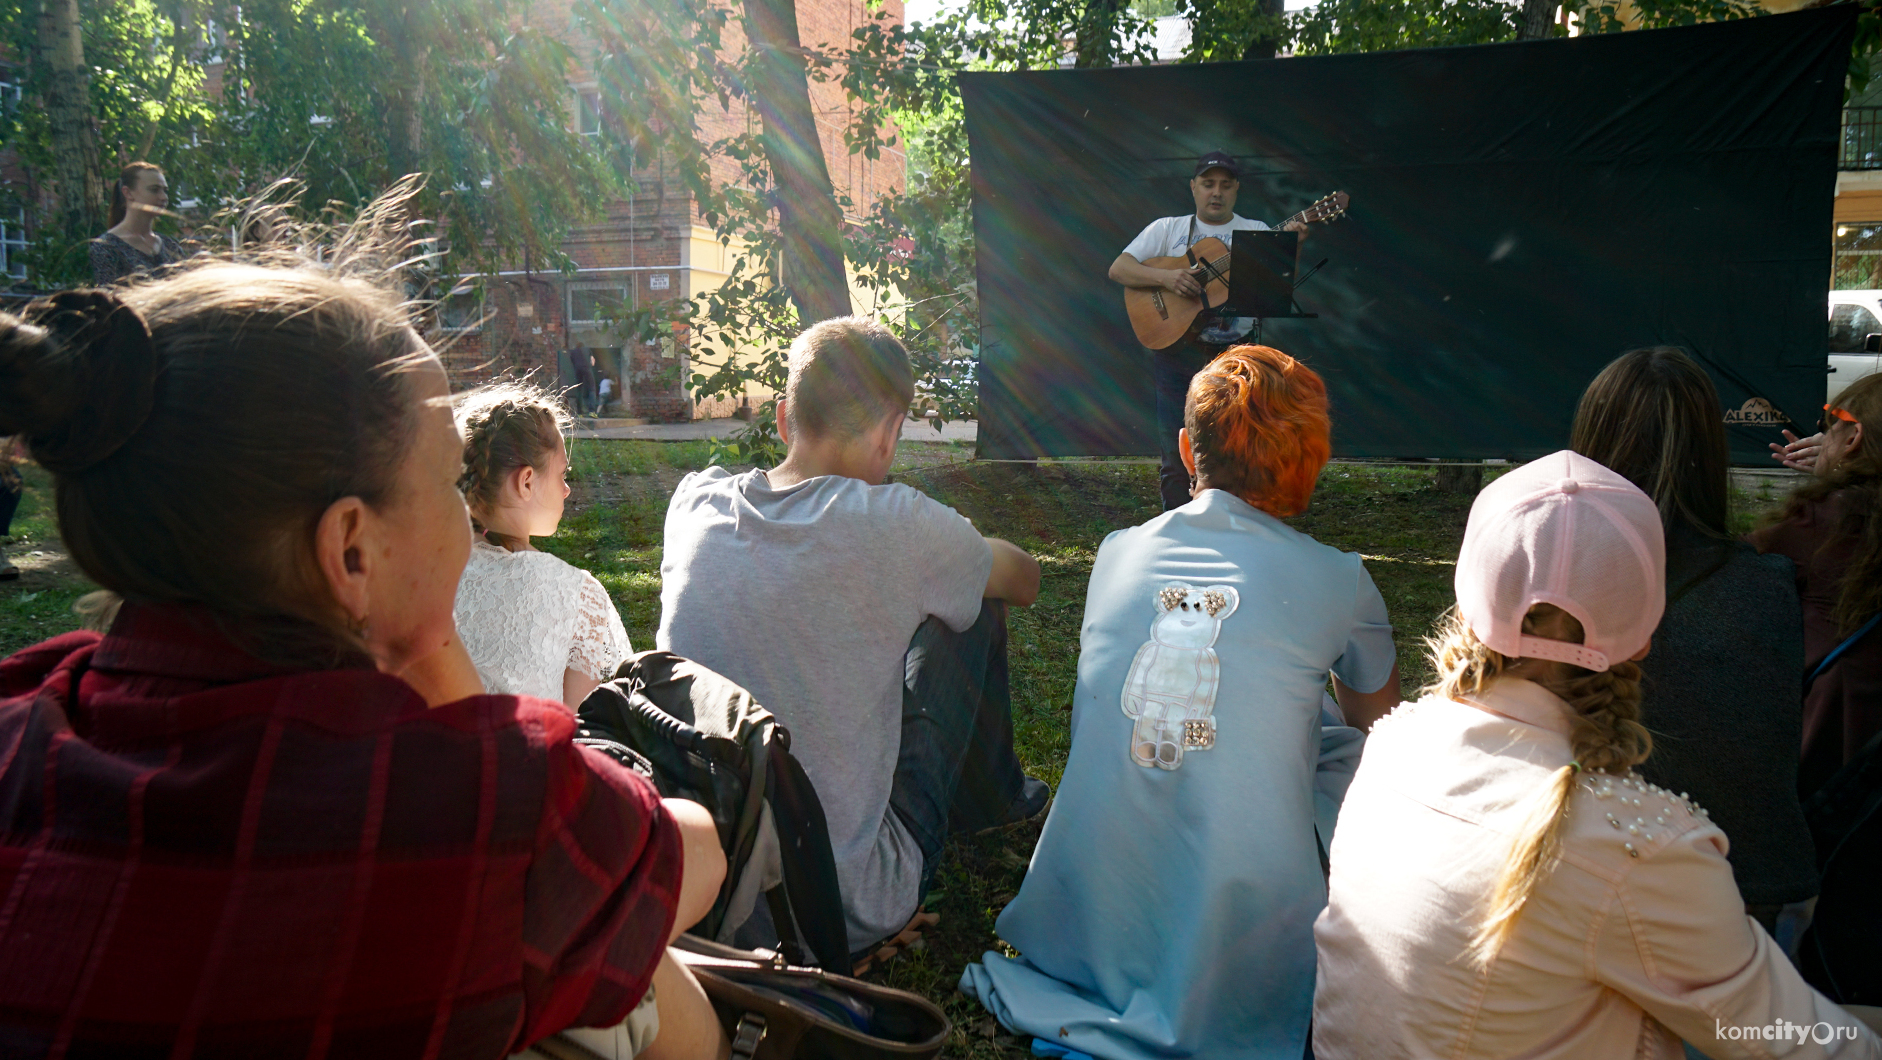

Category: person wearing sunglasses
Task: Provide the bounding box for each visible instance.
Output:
[1753,374,1881,799]
[1771,403,1866,472]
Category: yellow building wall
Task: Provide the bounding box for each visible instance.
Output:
[682,223,905,419]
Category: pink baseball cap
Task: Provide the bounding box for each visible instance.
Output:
[1454,451,1665,673]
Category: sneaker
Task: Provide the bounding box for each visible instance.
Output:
[976,776,1050,835]
[0,560,16,582]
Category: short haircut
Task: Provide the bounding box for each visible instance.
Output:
[784,316,914,440]
[1184,345,1331,517]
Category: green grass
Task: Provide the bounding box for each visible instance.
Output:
[566,437,718,482]
[0,462,97,657]
[0,442,1800,1057]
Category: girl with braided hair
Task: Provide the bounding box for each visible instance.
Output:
[1313,451,1879,1059]
[452,381,629,707]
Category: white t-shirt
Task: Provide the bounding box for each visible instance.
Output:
[1123,214,1273,343]
[1121,213,1271,263]
[658,467,994,949]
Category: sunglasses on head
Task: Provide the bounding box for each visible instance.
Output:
[1820,404,1859,434]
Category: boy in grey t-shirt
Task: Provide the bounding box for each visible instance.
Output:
[658,317,1047,953]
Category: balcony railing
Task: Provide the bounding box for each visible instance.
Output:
[1845,107,1882,171]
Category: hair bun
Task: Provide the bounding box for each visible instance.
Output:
[0,289,160,474]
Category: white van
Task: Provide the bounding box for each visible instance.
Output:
[1829,290,1882,404]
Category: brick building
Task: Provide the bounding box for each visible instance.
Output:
[434,0,906,421]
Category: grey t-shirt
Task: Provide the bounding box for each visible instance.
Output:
[658,467,993,948]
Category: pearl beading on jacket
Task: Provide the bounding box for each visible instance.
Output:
[1582,772,1709,858]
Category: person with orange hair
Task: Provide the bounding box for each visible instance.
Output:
[960,344,1402,1060]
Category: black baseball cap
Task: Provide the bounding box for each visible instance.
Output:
[1194,151,1239,179]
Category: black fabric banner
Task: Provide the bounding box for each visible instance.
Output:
[963,10,1857,463]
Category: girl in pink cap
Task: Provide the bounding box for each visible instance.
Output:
[1312,450,1880,1059]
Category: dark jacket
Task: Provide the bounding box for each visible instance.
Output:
[1635,529,1819,905]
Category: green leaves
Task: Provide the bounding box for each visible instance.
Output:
[5,0,621,285]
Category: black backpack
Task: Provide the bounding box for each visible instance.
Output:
[575,651,852,973]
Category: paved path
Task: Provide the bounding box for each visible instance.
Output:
[570,417,980,442]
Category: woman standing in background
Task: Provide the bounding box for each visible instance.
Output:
[90,162,186,285]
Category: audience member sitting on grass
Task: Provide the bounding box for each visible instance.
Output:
[1754,373,1882,800]
[1571,348,1818,938]
[657,315,1047,959]
[0,258,727,1059]
[960,345,1401,1060]
[453,382,629,706]
[1313,451,1880,1060]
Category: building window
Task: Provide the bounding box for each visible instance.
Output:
[435,283,484,333]
[576,89,603,138]
[0,209,25,279]
[570,282,630,326]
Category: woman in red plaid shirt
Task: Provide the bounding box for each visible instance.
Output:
[0,228,729,1059]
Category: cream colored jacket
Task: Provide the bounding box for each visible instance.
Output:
[1313,679,1879,1060]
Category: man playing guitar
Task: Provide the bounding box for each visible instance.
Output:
[1110,151,1309,511]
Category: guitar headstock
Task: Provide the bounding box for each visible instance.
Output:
[1300,190,1351,224]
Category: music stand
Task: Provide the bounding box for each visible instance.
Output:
[1217,230,1316,319]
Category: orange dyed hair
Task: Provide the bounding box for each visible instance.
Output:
[1184,344,1330,517]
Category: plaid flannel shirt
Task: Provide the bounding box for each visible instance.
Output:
[0,604,681,1059]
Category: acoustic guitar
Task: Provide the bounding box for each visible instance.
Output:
[1123,191,1351,350]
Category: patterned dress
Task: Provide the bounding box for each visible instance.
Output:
[89,230,186,285]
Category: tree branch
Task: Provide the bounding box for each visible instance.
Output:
[135,5,196,162]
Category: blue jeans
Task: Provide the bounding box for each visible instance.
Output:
[889,599,1025,895]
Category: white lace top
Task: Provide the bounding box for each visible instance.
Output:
[454,541,631,704]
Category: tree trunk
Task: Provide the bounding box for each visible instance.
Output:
[367,3,429,180]
[742,0,852,325]
[37,0,106,237]
[1436,462,1484,494]
[1516,0,1557,40]
[1240,0,1288,60]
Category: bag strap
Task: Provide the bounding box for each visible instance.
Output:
[707,723,771,935]
[729,1014,769,1060]
[1806,611,1882,692]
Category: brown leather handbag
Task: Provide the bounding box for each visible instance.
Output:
[674,936,951,1060]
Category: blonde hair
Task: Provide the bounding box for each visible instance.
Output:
[784,316,913,441]
[455,381,570,549]
[1424,604,1651,965]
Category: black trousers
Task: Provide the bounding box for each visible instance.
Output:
[1153,338,1229,511]
[0,470,19,538]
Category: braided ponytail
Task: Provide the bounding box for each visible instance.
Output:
[454,381,570,549]
[1426,604,1650,965]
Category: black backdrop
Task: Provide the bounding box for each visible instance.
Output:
[963,10,1857,464]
